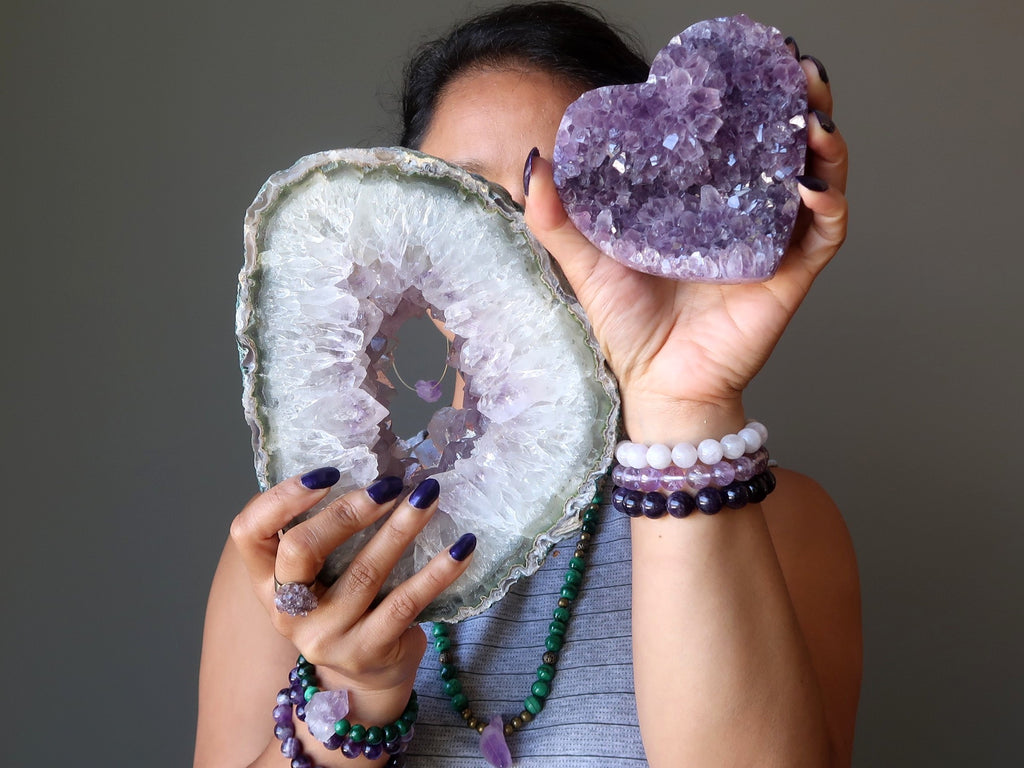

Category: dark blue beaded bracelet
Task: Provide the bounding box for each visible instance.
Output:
[695,486,724,514]
[641,491,667,518]
[614,470,775,518]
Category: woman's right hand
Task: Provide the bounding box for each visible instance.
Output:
[229,469,475,718]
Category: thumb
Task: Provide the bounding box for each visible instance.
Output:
[522,148,603,297]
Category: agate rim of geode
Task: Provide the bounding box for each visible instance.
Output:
[237,147,620,622]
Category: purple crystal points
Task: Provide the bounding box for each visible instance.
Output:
[480,716,513,768]
[553,14,807,283]
[274,582,318,616]
[304,689,350,742]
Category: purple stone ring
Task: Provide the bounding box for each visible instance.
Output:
[553,14,808,283]
[274,577,319,617]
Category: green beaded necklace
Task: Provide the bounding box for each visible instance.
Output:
[431,491,603,746]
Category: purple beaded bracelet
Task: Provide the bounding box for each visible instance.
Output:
[612,469,777,517]
[273,657,414,767]
[612,447,770,493]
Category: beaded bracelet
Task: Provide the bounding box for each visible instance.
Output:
[273,656,416,765]
[612,469,777,517]
[614,421,768,469]
[612,447,769,493]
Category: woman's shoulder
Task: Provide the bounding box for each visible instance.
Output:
[763,467,862,760]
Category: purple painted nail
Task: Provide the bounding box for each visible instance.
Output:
[795,175,829,192]
[301,467,341,490]
[800,54,829,83]
[812,109,835,133]
[367,476,404,504]
[408,478,440,509]
[523,147,539,197]
[448,533,477,562]
[784,35,800,60]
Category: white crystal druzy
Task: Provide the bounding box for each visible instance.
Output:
[237,149,618,622]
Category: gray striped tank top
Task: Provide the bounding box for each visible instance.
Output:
[407,501,648,766]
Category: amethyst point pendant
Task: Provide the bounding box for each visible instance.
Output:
[553,14,807,283]
[480,715,513,768]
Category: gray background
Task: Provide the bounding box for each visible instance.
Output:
[3,0,1021,765]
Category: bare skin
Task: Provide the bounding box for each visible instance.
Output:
[197,57,860,768]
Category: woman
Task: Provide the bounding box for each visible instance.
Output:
[196,3,860,767]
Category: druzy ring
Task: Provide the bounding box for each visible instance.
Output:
[274,577,319,617]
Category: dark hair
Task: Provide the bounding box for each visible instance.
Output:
[399,2,649,148]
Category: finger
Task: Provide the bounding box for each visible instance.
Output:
[801,54,833,115]
[324,478,442,617]
[522,149,605,298]
[229,466,342,584]
[772,177,848,302]
[274,475,406,587]
[363,533,478,646]
[807,111,848,195]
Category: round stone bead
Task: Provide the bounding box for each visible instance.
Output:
[334,718,351,736]
[764,470,777,494]
[695,487,724,514]
[561,585,578,601]
[395,717,411,736]
[432,623,448,637]
[710,461,736,487]
[733,455,756,481]
[281,737,301,759]
[545,633,565,651]
[666,491,696,518]
[615,441,648,468]
[565,569,583,587]
[341,738,362,759]
[291,755,313,768]
[637,467,662,492]
[581,519,598,534]
[738,426,763,453]
[686,463,711,490]
[366,727,384,745]
[720,433,746,459]
[747,476,768,503]
[612,486,643,516]
[303,686,319,702]
[324,733,344,750]
[697,438,724,465]
[275,724,295,740]
[524,695,544,715]
[383,724,399,743]
[443,678,462,696]
[531,680,551,698]
[748,421,769,443]
[294,704,306,722]
[348,725,367,743]
[537,663,556,681]
[660,467,689,492]
[723,482,750,509]
[568,556,585,572]
[384,740,403,755]
[671,441,698,468]
[646,443,673,469]
[549,619,567,636]
[440,664,457,680]
[641,491,667,518]
[434,636,451,652]
[277,688,292,706]
[363,743,384,760]
[273,704,293,724]
[553,606,570,622]
[450,693,469,711]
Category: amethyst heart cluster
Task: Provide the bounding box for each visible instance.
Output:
[553,14,807,283]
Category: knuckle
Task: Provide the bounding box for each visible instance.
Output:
[276,527,319,572]
[344,558,382,594]
[321,497,365,531]
[384,590,422,626]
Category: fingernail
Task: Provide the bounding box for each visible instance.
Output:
[448,533,477,562]
[812,109,836,133]
[408,478,440,509]
[784,35,801,60]
[301,467,341,490]
[796,175,829,192]
[523,147,539,197]
[800,54,829,84]
[367,476,404,504]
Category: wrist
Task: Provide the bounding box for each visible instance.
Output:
[621,394,746,444]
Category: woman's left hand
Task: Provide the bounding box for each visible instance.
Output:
[524,56,847,441]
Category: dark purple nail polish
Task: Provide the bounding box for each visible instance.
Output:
[796,175,829,192]
[301,467,341,490]
[367,476,404,504]
[448,533,477,562]
[784,35,801,60]
[800,54,829,83]
[408,478,440,509]
[523,147,539,197]
[812,109,836,133]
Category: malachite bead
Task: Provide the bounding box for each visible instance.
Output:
[581,520,597,534]
[383,724,398,743]
[434,636,452,652]
[451,693,469,711]
[565,569,583,587]
[303,686,319,702]
[531,680,551,698]
[395,718,411,735]
[366,726,384,745]
[432,623,448,637]
[334,718,351,736]
[297,654,307,665]
[524,695,544,715]
[549,619,567,636]
[348,724,367,743]
[297,665,315,679]
[537,663,556,681]
[568,556,586,572]
[553,606,570,622]
[560,585,578,600]
[440,664,457,680]
[583,509,598,523]
[545,634,565,652]
[443,678,462,696]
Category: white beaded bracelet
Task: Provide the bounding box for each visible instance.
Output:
[614,421,768,470]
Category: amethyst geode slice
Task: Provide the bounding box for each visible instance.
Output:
[237,148,619,622]
[553,14,807,282]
